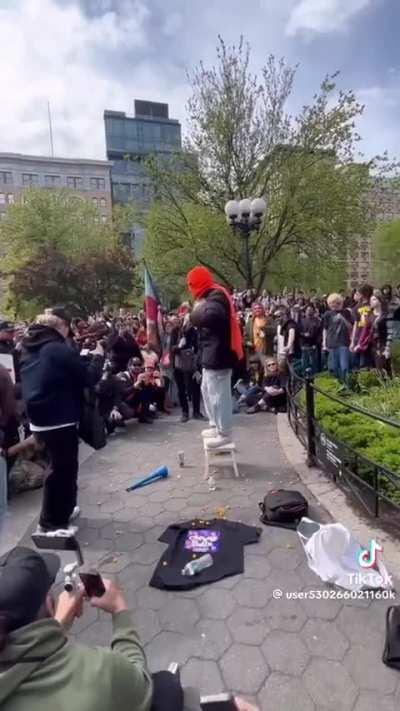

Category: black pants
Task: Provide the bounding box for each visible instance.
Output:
[35,426,79,530]
[152,671,184,711]
[174,369,201,416]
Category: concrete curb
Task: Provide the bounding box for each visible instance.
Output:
[277,413,400,576]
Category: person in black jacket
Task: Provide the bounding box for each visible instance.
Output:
[187,266,244,449]
[171,315,204,423]
[20,314,104,535]
[299,305,321,375]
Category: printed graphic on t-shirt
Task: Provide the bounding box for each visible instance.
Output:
[185,530,221,553]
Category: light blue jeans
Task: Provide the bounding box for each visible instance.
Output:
[201,368,233,437]
[0,455,7,535]
[328,346,350,383]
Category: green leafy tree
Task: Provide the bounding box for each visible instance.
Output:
[144,37,394,293]
[0,188,136,317]
[371,218,400,287]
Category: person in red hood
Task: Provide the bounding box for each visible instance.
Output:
[187,266,243,448]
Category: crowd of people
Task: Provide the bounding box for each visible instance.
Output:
[0,278,399,530]
[1,271,400,711]
[233,283,400,384]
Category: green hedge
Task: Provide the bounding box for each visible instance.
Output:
[298,372,400,504]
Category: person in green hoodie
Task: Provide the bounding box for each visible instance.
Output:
[0,547,259,711]
[0,546,155,711]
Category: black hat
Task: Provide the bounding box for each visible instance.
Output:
[47,307,72,326]
[0,321,15,333]
[0,547,60,631]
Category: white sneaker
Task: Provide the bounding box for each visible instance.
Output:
[205,435,232,449]
[202,427,217,439]
[69,506,81,522]
[35,525,78,537]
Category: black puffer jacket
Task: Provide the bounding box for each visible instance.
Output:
[190,289,236,370]
[20,325,104,427]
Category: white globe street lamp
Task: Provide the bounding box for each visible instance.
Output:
[225,196,267,289]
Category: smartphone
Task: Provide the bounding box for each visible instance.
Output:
[201,693,237,710]
[79,570,106,598]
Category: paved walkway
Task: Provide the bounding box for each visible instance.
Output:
[16,414,400,709]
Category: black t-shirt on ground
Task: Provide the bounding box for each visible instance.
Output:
[150,519,261,590]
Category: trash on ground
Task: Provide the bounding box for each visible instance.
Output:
[126,466,169,492]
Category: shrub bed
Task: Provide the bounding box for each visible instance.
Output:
[298,372,400,504]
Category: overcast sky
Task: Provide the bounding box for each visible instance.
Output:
[1,0,399,161]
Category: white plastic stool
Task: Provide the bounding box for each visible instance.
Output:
[203,441,240,481]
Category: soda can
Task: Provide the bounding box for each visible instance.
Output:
[178,451,185,467]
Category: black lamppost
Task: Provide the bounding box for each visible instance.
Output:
[224,197,267,289]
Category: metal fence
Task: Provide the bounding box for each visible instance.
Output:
[287,368,400,519]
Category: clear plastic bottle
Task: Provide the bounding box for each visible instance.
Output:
[182,553,214,576]
[208,475,216,492]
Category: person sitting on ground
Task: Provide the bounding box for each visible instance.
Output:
[234,356,264,405]
[141,342,160,370]
[246,358,287,414]
[116,358,154,424]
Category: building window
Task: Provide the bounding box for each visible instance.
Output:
[100,198,106,209]
[92,197,99,208]
[67,176,83,190]
[90,177,105,190]
[22,173,39,186]
[0,171,12,185]
[7,194,14,204]
[45,175,61,187]
[0,193,5,204]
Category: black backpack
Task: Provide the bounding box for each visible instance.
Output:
[259,489,308,530]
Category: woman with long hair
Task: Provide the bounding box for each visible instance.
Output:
[371,290,392,376]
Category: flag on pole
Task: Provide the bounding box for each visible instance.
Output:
[144,264,161,352]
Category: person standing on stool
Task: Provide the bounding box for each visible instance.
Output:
[187,266,244,449]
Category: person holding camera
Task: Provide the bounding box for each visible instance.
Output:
[20,314,104,536]
[0,546,155,711]
[116,358,155,424]
[0,546,258,711]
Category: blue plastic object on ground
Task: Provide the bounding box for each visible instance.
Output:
[126,466,169,492]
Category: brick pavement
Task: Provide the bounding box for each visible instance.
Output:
[22,413,400,709]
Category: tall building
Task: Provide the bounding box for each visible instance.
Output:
[104,100,182,251]
[0,153,113,222]
[346,181,400,289]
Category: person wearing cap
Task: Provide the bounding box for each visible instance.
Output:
[187,266,244,449]
[0,546,153,711]
[20,314,104,535]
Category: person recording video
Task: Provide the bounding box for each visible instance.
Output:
[0,547,258,711]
